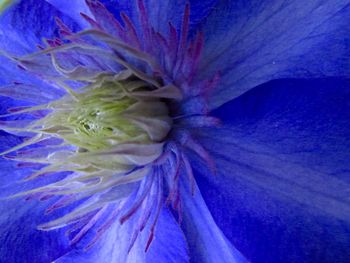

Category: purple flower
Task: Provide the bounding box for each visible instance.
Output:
[0,1,349,262]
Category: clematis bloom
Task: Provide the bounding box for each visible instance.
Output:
[0,0,349,263]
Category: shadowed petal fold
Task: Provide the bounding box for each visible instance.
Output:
[195,78,350,262]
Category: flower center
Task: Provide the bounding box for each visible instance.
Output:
[0,71,181,197]
[41,76,172,153]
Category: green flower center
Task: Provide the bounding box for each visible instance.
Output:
[36,75,172,153]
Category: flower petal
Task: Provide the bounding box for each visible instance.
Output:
[0,196,72,262]
[180,176,247,263]
[54,208,189,263]
[198,0,350,109]
[52,215,145,263]
[0,0,83,86]
[0,138,72,262]
[0,0,80,55]
[195,78,350,262]
[146,208,189,263]
[0,132,82,262]
[45,0,93,28]
[98,0,217,34]
[45,0,217,37]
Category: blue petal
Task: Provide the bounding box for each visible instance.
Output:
[0,141,72,262]
[0,195,71,262]
[0,0,81,85]
[180,177,247,263]
[45,0,93,28]
[0,0,80,55]
[54,208,189,263]
[0,133,79,262]
[198,0,350,109]
[195,78,350,262]
[45,0,217,35]
[146,208,189,263]
[98,0,217,34]
[143,0,218,33]
[53,215,144,263]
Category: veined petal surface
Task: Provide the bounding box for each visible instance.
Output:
[195,78,350,262]
[198,0,350,109]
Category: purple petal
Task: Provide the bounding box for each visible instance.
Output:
[195,78,350,262]
[198,0,350,109]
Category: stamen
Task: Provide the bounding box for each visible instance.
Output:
[0,134,44,156]
[181,153,195,196]
[119,172,154,224]
[137,0,152,52]
[145,170,163,252]
[120,12,141,49]
[84,202,124,250]
[69,205,108,245]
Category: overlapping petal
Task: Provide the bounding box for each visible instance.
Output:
[54,208,189,263]
[180,177,247,263]
[198,0,350,109]
[146,208,189,263]
[195,78,350,262]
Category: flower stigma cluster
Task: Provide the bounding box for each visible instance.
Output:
[34,75,173,168]
[0,0,219,254]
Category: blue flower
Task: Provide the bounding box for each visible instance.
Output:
[0,1,349,263]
